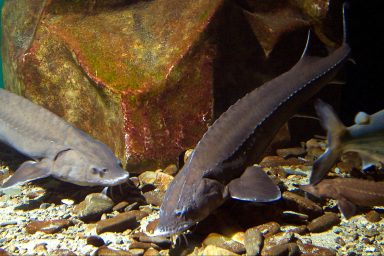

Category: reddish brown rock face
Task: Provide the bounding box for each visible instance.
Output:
[2,0,222,172]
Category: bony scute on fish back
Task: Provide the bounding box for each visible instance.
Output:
[0,89,129,188]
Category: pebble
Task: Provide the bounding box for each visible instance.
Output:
[260,156,305,168]
[263,232,294,252]
[124,202,140,212]
[61,199,75,206]
[143,190,164,206]
[87,235,105,247]
[138,235,172,249]
[95,246,131,256]
[202,245,239,256]
[130,248,145,256]
[143,248,160,256]
[365,210,381,222]
[146,218,159,233]
[307,212,340,233]
[163,164,178,176]
[130,241,158,250]
[183,149,194,163]
[262,242,300,256]
[202,233,245,254]
[138,171,173,192]
[50,249,77,256]
[298,242,336,255]
[112,201,130,212]
[96,210,148,234]
[0,249,11,256]
[282,191,323,217]
[288,225,308,235]
[244,226,263,256]
[276,147,306,158]
[25,219,73,234]
[73,193,114,221]
[255,221,280,237]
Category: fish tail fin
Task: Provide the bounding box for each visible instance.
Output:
[310,100,347,184]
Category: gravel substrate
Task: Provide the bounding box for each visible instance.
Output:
[1,139,384,255]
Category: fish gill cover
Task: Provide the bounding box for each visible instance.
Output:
[0,0,3,88]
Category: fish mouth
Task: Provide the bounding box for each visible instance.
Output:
[153,222,194,237]
[102,172,130,187]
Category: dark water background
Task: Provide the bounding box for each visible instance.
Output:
[0,0,3,88]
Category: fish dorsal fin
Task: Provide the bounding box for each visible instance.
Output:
[228,166,281,202]
[1,160,51,188]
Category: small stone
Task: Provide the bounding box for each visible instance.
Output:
[130,248,145,256]
[139,171,157,186]
[289,225,308,235]
[335,237,346,246]
[203,233,245,254]
[74,193,114,221]
[260,156,304,167]
[163,164,178,176]
[130,177,140,188]
[50,249,77,256]
[143,190,165,206]
[96,210,148,234]
[298,243,336,255]
[143,248,160,256]
[283,191,323,217]
[87,236,105,247]
[262,243,300,256]
[40,203,52,209]
[124,202,140,212]
[26,219,73,234]
[130,242,155,250]
[138,235,172,249]
[95,246,131,256]
[263,232,294,252]
[34,243,47,254]
[365,210,381,223]
[202,245,239,256]
[255,222,280,237]
[113,201,130,212]
[244,227,263,256]
[307,212,340,233]
[276,147,306,158]
[0,248,11,256]
[146,219,159,234]
[184,149,194,163]
[61,199,75,206]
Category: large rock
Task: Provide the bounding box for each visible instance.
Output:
[1,0,223,172]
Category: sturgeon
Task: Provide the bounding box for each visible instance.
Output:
[0,89,129,188]
[309,100,384,184]
[155,8,351,236]
[301,178,384,218]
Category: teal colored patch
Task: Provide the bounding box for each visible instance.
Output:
[0,0,3,88]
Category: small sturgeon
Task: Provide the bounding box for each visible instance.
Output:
[309,100,384,184]
[301,178,384,218]
[155,9,351,236]
[0,89,129,188]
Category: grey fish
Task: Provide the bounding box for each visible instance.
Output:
[0,89,129,188]
[301,178,384,218]
[309,100,384,185]
[154,9,351,236]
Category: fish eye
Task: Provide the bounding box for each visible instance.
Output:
[92,167,98,174]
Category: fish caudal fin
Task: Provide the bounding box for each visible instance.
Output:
[1,160,51,188]
[228,166,281,202]
[310,100,347,184]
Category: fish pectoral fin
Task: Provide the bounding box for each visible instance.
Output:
[1,160,51,188]
[227,166,281,202]
[337,196,356,219]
